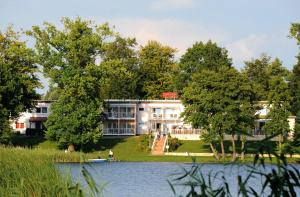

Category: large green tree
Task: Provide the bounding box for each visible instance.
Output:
[137,41,177,99]
[27,18,112,150]
[181,67,256,160]
[0,27,40,143]
[243,54,289,100]
[100,35,139,99]
[263,75,291,152]
[288,23,300,154]
[175,40,232,94]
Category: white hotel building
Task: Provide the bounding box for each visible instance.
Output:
[12,100,296,140]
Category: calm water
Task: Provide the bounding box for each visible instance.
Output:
[58,162,300,197]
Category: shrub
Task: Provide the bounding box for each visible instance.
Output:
[137,134,152,152]
[167,136,182,152]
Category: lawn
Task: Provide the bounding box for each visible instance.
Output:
[10,135,297,163]
[174,140,278,154]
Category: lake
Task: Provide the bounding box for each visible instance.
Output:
[58,162,300,197]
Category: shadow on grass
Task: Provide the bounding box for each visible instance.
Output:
[11,135,47,148]
[83,137,126,152]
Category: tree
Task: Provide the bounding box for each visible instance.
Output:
[27,18,113,150]
[243,54,289,100]
[287,23,300,154]
[137,41,177,99]
[181,67,256,160]
[99,35,139,99]
[0,27,40,143]
[263,75,291,152]
[175,40,232,94]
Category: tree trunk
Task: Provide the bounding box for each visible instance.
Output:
[220,140,225,159]
[231,134,236,162]
[241,135,246,160]
[278,134,283,154]
[210,143,220,160]
[68,144,75,152]
[241,141,245,160]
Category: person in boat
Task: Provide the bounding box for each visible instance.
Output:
[108,149,114,159]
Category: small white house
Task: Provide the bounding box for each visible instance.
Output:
[11,101,51,134]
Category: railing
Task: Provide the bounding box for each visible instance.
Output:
[171,129,202,135]
[151,114,179,120]
[250,129,265,135]
[107,112,135,119]
[103,128,135,135]
[151,133,158,150]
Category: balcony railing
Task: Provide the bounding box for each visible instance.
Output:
[107,112,135,119]
[151,114,179,120]
[103,128,135,135]
[171,129,202,135]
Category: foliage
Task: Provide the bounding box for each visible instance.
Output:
[137,40,177,99]
[0,27,40,143]
[27,18,110,149]
[175,40,232,94]
[263,61,292,152]
[0,146,84,196]
[181,67,256,160]
[167,136,182,152]
[243,54,290,100]
[137,134,152,152]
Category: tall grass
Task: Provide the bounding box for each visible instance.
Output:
[0,146,86,196]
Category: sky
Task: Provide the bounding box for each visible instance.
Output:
[1,0,300,94]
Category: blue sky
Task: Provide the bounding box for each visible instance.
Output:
[1,0,300,94]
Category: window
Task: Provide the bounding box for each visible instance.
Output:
[15,122,20,129]
[36,107,41,113]
[42,107,47,113]
[30,122,35,129]
[152,108,161,114]
[15,122,24,129]
[139,108,144,111]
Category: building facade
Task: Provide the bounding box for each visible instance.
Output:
[11,101,51,134]
[11,100,296,139]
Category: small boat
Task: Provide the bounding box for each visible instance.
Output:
[88,158,107,163]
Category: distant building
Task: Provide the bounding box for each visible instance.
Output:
[11,100,296,140]
[11,100,51,134]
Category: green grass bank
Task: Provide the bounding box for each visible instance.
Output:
[9,135,299,163]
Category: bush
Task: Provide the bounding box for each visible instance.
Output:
[167,136,182,152]
[137,134,152,152]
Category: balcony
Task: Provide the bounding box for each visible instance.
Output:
[151,113,179,120]
[103,128,135,135]
[171,129,201,135]
[107,112,135,119]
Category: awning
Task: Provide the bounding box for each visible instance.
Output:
[29,117,48,122]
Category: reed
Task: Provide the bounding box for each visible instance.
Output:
[0,146,86,196]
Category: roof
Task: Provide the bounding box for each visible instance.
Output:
[105,99,181,103]
[29,117,48,122]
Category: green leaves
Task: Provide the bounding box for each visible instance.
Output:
[137,40,177,99]
[0,27,40,143]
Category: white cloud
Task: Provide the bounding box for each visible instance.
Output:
[150,0,196,10]
[226,34,268,65]
[109,18,227,56]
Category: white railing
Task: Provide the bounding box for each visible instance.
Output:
[171,129,202,135]
[151,132,158,150]
[107,112,135,119]
[163,134,168,152]
[103,128,135,135]
[151,113,179,120]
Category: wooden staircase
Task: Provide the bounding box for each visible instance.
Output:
[151,136,166,155]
